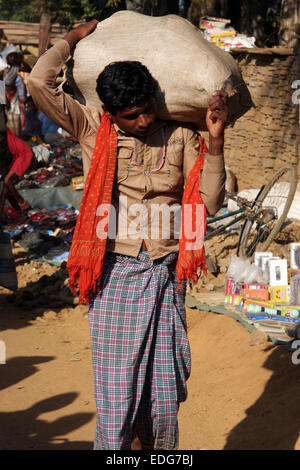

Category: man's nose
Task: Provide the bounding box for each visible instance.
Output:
[138,114,152,128]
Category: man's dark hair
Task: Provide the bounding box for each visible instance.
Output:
[96,61,157,113]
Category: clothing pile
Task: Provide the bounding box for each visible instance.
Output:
[3,205,77,265]
[15,143,83,190]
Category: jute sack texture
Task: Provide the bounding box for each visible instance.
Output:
[67,11,253,129]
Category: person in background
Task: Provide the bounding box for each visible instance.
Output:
[0,103,13,188]
[23,96,44,143]
[1,46,27,136]
[38,110,60,144]
[18,54,32,89]
[0,105,33,223]
[0,56,7,78]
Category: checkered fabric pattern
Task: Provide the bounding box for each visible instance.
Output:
[88,251,191,450]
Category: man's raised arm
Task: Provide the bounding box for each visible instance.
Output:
[200,90,228,215]
[27,20,99,139]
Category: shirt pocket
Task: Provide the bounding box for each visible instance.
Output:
[164,147,184,191]
[117,147,133,183]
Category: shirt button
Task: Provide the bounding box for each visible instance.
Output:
[144,170,149,176]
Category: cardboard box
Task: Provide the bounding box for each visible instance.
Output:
[244,284,267,290]
[200,16,231,30]
[268,285,290,303]
[268,259,288,286]
[225,279,243,295]
[209,31,236,48]
[243,289,269,301]
[254,252,273,267]
[72,176,84,191]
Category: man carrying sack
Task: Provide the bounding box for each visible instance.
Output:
[28,20,228,450]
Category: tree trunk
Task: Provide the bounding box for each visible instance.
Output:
[279,0,300,50]
[239,0,268,46]
[38,12,51,57]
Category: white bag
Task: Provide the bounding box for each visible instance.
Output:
[67,11,252,129]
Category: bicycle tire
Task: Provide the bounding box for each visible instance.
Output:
[238,164,298,258]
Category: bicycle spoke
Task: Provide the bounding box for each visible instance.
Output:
[237,165,297,259]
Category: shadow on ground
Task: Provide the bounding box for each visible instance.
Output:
[0,254,83,332]
[224,344,300,450]
[0,391,94,450]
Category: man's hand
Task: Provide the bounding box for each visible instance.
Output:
[206,90,228,155]
[64,19,99,49]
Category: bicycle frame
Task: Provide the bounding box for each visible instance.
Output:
[205,208,245,240]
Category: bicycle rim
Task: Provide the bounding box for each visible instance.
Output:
[238,164,298,259]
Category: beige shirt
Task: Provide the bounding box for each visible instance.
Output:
[28,39,226,260]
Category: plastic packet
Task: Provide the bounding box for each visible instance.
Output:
[244,263,268,284]
[227,255,268,284]
[227,255,251,282]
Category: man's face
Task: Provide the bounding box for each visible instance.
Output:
[105,98,157,137]
[7,53,22,66]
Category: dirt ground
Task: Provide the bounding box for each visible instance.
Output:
[1,243,300,450]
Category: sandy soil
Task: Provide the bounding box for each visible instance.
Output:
[1,246,300,450]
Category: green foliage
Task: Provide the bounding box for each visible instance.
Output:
[0,0,33,21]
[0,0,124,24]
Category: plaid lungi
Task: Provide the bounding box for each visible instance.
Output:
[88,251,191,450]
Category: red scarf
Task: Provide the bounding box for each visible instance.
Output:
[176,136,207,290]
[67,114,207,304]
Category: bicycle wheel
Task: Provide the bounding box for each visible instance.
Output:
[238,164,298,258]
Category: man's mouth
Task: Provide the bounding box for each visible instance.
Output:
[137,125,153,135]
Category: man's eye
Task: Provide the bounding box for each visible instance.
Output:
[125,114,139,120]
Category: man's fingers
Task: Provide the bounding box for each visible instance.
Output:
[87,19,99,30]
[75,19,99,39]
[209,97,227,109]
[209,110,227,123]
[210,90,228,105]
[212,90,228,99]
[209,99,227,112]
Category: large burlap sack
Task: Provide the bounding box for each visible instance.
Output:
[67,11,253,129]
